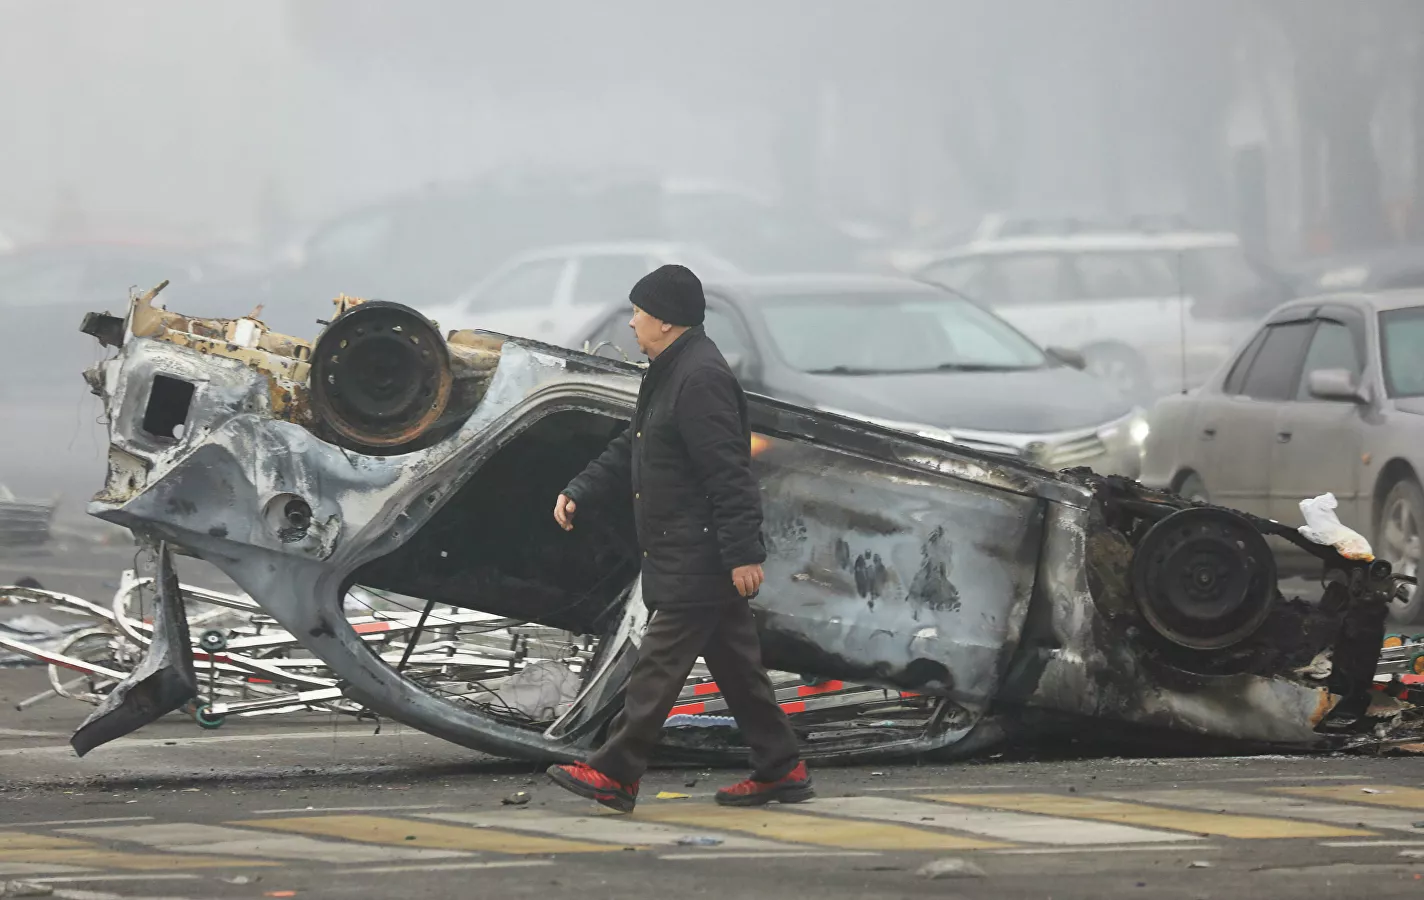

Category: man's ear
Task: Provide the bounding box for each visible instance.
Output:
[660,321,673,333]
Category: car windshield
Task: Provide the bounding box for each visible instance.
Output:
[758,290,1047,374]
[1380,306,1424,398]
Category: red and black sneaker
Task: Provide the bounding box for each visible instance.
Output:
[547,762,639,813]
[715,761,815,807]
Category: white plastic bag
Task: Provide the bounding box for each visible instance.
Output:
[1298,493,1374,561]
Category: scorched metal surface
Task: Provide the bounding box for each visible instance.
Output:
[65,287,1417,763]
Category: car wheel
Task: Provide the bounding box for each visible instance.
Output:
[1082,344,1153,403]
[1177,472,1210,505]
[1378,477,1424,624]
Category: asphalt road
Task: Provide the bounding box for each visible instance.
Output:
[3,668,1424,900]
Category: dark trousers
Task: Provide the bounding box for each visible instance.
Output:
[587,597,801,786]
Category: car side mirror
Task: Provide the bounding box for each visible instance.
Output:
[1307,368,1368,404]
[724,352,746,377]
[1046,346,1086,370]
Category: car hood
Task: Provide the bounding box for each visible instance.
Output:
[1394,397,1424,417]
[799,366,1133,434]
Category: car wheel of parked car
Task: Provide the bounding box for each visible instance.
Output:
[1176,472,1210,505]
[1378,476,1423,623]
[1082,343,1152,403]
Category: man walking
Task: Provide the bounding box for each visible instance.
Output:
[547,264,812,813]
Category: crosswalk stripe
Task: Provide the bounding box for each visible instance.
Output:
[0,863,95,876]
[633,806,1007,851]
[420,811,797,850]
[235,815,620,855]
[1,830,270,872]
[0,834,90,850]
[63,822,452,865]
[811,796,1196,845]
[923,793,1373,839]
[1276,785,1424,810]
[1,847,268,871]
[1106,789,1424,833]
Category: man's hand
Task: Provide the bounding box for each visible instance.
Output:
[554,494,577,531]
[732,563,764,598]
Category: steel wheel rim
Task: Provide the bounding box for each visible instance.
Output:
[1383,493,1421,604]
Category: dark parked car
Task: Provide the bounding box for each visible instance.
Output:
[1141,289,1424,619]
[578,274,1149,477]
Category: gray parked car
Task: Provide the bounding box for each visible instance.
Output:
[1141,289,1424,618]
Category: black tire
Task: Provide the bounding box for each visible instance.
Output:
[1177,472,1210,505]
[1378,477,1424,624]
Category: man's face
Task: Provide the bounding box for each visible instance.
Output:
[629,305,667,356]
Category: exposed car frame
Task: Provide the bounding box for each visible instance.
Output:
[65,286,1417,763]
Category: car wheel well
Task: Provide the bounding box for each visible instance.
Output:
[1374,459,1420,528]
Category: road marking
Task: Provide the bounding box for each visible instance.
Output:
[658,851,882,861]
[989,844,1223,856]
[64,822,455,865]
[2,817,155,828]
[250,804,450,815]
[0,729,443,757]
[1277,785,1424,810]
[0,863,95,876]
[0,728,66,737]
[236,814,619,855]
[924,793,1373,839]
[1211,775,1367,783]
[1321,840,1424,848]
[28,874,200,883]
[421,810,796,850]
[1107,789,1424,833]
[810,796,1195,845]
[633,806,1008,851]
[0,847,267,872]
[348,860,555,874]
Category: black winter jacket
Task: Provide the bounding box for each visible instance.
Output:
[563,326,765,607]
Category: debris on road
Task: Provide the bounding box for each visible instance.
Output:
[502,791,531,806]
[12,286,1420,767]
[655,791,691,800]
[674,835,724,847]
[0,882,54,898]
[916,858,987,879]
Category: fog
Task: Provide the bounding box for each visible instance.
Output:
[3,0,1423,518]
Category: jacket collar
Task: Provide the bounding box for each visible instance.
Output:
[645,325,704,377]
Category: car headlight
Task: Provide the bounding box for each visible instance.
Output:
[1129,415,1150,446]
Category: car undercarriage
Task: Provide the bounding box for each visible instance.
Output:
[44,284,1423,765]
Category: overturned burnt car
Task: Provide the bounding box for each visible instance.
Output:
[67,283,1420,763]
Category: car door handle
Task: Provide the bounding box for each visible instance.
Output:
[1201,427,1216,440]
[1277,431,1292,443]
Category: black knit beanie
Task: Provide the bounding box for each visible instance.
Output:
[629,264,705,326]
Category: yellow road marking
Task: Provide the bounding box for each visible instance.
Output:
[1276,785,1424,810]
[0,834,90,850]
[633,806,1007,851]
[235,815,618,855]
[924,794,1372,839]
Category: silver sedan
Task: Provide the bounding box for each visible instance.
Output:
[1141,289,1424,620]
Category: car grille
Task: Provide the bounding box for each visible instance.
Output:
[1043,432,1107,468]
[948,429,1107,469]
